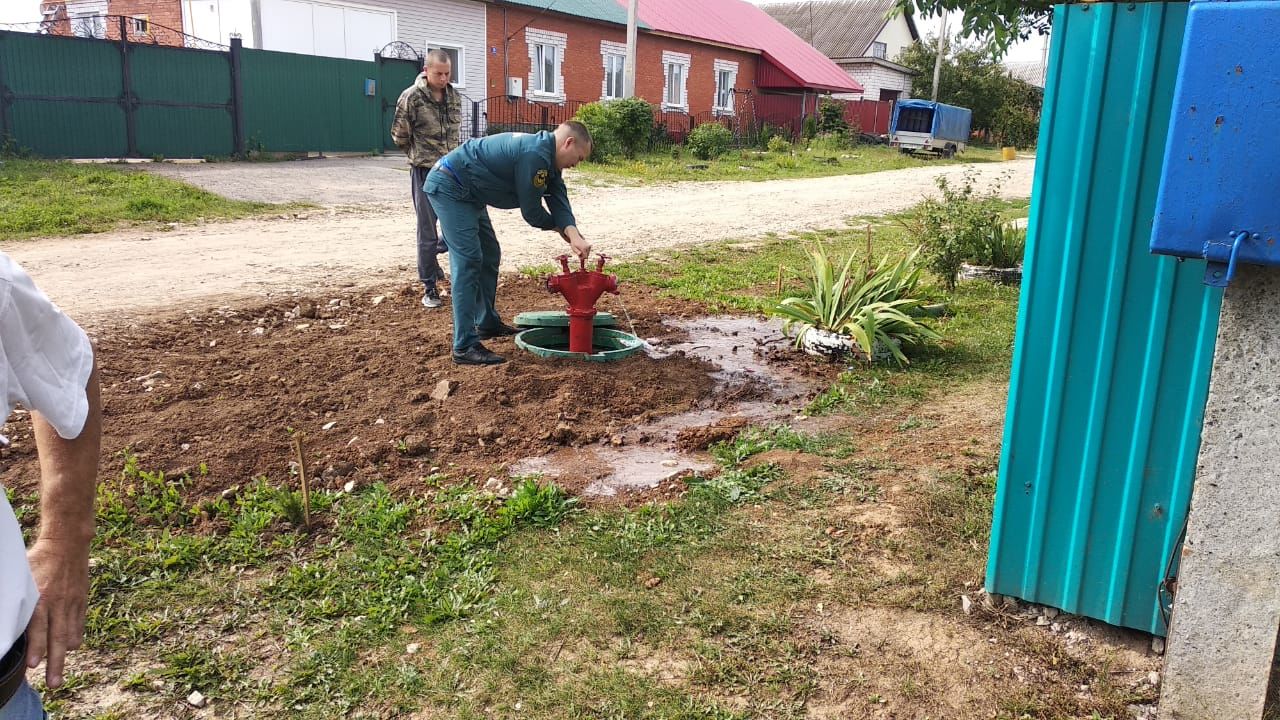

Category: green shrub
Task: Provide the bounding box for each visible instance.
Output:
[686,123,733,160]
[608,97,655,158]
[573,102,621,161]
[817,99,850,136]
[912,174,1005,289]
[766,135,792,154]
[756,122,784,149]
[807,132,851,154]
[802,115,818,140]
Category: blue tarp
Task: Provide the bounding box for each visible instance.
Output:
[892,100,972,143]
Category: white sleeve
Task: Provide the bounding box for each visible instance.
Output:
[0,254,94,440]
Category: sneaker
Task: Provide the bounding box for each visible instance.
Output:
[422,287,442,309]
[452,342,506,365]
[475,322,520,340]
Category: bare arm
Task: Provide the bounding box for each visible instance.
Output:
[24,359,101,689]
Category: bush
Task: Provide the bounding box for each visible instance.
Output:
[767,135,791,154]
[572,98,654,161]
[756,122,785,149]
[802,115,818,141]
[573,102,622,161]
[807,132,852,153]
[817,99,849,136]
[912,173,1004,289]
[608,97,654,158]
[686,123,733,160]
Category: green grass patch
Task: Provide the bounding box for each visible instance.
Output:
[574,144,1005,185]
[0,159,295,240]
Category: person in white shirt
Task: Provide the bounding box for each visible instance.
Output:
[0,253,101,719]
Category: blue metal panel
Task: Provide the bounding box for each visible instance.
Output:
[1151,0,1280,286]
[986,1,1223,637]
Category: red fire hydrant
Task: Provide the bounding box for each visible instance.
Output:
[546,254,619,353]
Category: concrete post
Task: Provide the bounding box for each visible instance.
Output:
[1159,263,1280,719]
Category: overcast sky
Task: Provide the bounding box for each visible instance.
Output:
[0,3,40,26]
[1,1,1048,63]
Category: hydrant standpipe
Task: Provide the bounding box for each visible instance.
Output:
[546,254,619,354]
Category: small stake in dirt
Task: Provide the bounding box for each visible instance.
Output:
[865,224,874,277]
[777,264,784,297]
[291,433,313,529]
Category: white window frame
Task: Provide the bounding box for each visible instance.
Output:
[712,59,738,116]
[526,27,567,103]
[66,0,107,38]
[130,15,151,35]
[870,41,887,59]
[661,50,691,112]
[426,42,466,89]
[600,40,626,101]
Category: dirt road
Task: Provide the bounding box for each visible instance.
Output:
[4,158,1033,321]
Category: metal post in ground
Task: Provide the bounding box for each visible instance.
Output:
[118,15,137,157]
[0,32,11,144]
[230,37,245,157]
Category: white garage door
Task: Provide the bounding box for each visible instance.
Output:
[260,0,394,61]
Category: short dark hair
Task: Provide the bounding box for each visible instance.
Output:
[560,120,593,147]
[425,49,452,68]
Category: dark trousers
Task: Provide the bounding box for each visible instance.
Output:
[411,165,446,288]
[424,168,504,353]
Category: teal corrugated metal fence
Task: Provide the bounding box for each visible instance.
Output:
[131,43,234,159]
[240,48,382,154]
[986,1,1222,637]
[0,32,126,157]
[0,28,430,158]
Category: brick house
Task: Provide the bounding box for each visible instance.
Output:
[762,0,919,103]
[485,0,860,134]
[39,0,185,43]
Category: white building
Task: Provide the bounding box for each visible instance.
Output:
[761,0,919,102]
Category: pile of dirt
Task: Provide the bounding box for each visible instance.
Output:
[0,275,736,506]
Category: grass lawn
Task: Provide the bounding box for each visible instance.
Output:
[11,198,1168,719]
[573,144,1007,185]
[0,159,297,241]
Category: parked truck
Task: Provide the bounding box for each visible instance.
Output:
[889,100,973,157]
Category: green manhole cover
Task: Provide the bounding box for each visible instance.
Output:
[514,310,617,328]
[515,326,644,363]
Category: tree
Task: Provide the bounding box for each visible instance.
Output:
[897,39,1041,145]
[892,1,1052,56]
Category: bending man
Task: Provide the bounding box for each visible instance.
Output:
[426,121,592,366]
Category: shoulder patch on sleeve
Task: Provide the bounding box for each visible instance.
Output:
[533,168,549,189]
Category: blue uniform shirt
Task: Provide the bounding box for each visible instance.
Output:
[437,131,576,232]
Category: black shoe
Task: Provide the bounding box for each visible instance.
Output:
[452,343,507,365]
[475,322,520,340]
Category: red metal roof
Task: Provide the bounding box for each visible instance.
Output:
[615,0,863,93]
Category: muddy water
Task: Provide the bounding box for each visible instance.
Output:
[509,316,823,497]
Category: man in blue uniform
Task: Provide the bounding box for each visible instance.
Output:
[426,121,593,366]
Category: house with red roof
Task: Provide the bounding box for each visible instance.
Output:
[483,0,862,137]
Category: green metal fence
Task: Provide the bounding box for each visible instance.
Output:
[0,21,422,158]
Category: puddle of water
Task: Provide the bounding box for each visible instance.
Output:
[510,447,712,498]
[512,315,822,497]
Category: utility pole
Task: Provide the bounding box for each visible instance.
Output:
[930,10,948,102]
[623,0,638,97]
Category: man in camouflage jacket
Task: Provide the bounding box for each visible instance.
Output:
[392,49,462,309]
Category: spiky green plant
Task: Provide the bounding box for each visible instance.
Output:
[769,245,941,365]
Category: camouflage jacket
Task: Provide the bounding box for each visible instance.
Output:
[391,74,462,168]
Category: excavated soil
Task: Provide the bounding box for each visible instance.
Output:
[0,275,835,508]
